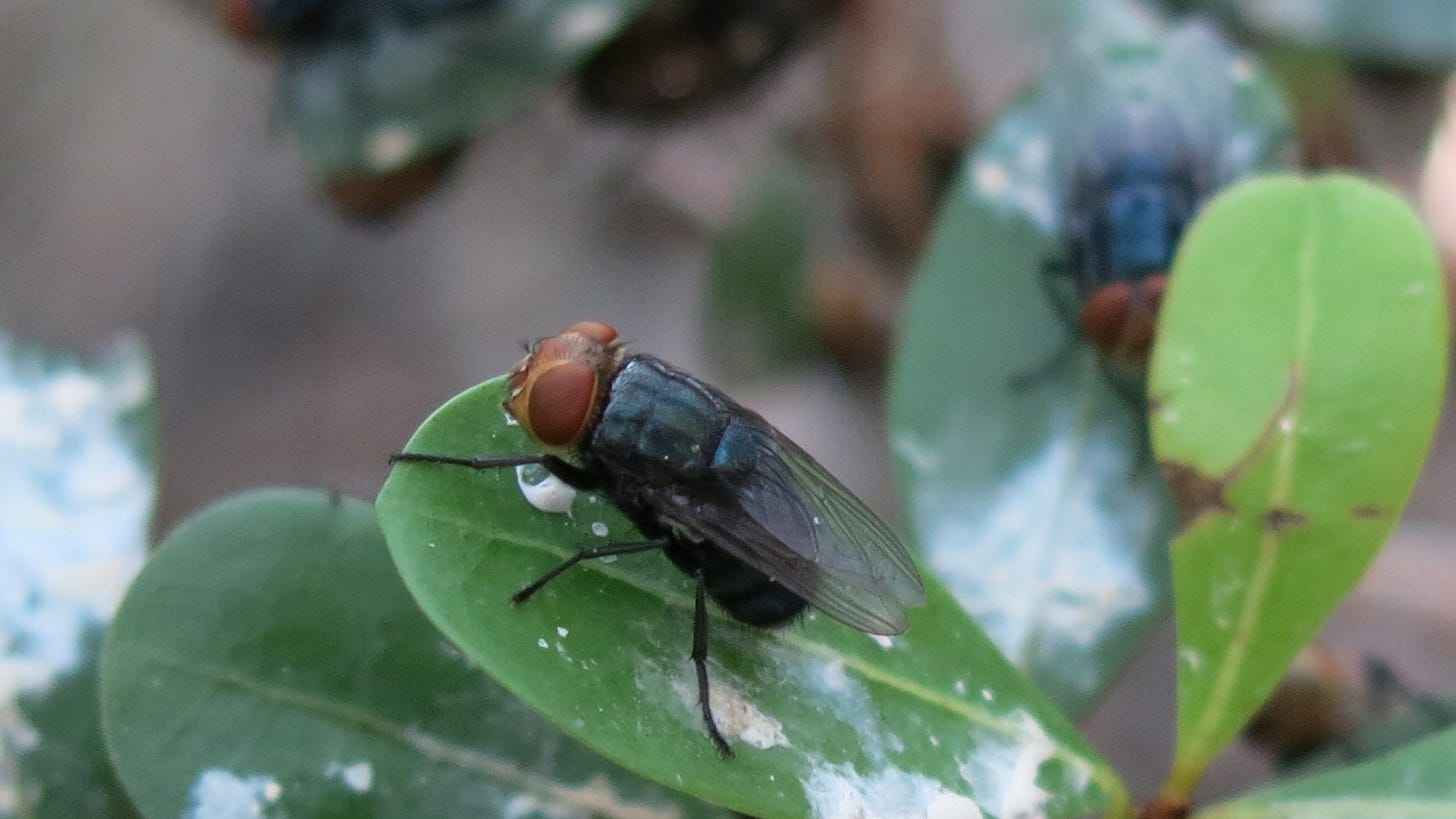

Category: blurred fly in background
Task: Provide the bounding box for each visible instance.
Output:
[1037,21,1287,379]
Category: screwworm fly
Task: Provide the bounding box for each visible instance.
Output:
[391,321,924,755]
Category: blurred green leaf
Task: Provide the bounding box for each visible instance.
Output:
[101,489,722,819]
[888,18,1290,721]
[1150,175,1448,793]
[281,0,645,178]
[1,332,154,819]
[376,377,1130,819]
[704,155,818,379]
[1191,0,1456,70]
[1200,727,1456,818]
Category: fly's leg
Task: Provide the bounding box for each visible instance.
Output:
[389,451,601,490]
[693,571,734,758]
[512,539,668,603]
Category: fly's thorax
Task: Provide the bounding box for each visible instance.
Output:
[588,356,734,477]
[504,321,626,452]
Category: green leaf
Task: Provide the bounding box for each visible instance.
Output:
[101,489,721,819]
[1150,175,1449,792]
[704,154,818,379]
[1,331,154,819]
[376,378,1129,819]
[888,19,1290,721]
[1194,0,1456,70]
[280,0,645,178]
[1200,727,1456,818]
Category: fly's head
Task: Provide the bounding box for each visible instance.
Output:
[506,321,626,452]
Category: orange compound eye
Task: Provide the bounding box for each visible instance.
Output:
[563,321,619,345]
[520,362,599,448]
[1081,283,1135,356]
[1081,276,1167,370]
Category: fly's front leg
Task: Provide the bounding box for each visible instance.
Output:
[693,571,734,758]
[388,451,601,490]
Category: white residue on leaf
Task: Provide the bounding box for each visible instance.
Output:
[557,626,570,638]
[516,464,576,515]
[325,760,374,793]
[501,773,682,819]
[803,762,982,819]
[591,521,609,537]
[957,710,1091,819]
[186,769,282,819]
[364,124,420,172]
[892,432,940,474]
[636,661,789,750]
[1,332,153,806]
[870,635,894,650]
[552,3,620,51]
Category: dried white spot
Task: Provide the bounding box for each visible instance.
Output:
[957,711,1084,819]
[953,680,967,695]
[892,433,940,474]
[871,635,894,650]
[552,3,620,51]
[820,658,849,693]
[364,124,420,172]
[537,638,549,649]
[803,763,982,819]
[1230,56,1256,83]
[326,760,373,794]
[638,662,788,750]
[980,688,994,703]
[591,521,609,537]
[516,464,576,515]
[186,769,282,819]
[974,160,1011,196]
[503,411,520,427]
[1179,648,1203,671]
[557,626,570,638]
[1,333,152,801]
[1278,416,1296,433]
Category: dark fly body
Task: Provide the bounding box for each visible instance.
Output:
[391,321,924,756]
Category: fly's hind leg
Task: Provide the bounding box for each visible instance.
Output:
[693,571,734,758]
[512,539,668,603]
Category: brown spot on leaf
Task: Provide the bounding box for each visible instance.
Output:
[1263,507,1309,533]
[1160,365,1306,533]
[1161,461,1232,528]
[1352,505,1387,520]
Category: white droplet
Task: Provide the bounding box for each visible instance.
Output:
[516,464,576,515]
[537,638,549,649]
[591,521,609,537]
[556,626,570,638]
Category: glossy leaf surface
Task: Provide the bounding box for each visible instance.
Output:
[1201,727,1456,818]
[1150,175,1448,792]
[1,332,154,819]
[888,19,1290,720]
[280,0,643,178]
[101,489,722,819]
[376,377,1129,819]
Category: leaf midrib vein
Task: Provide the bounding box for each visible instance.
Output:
[394,502,1122,801]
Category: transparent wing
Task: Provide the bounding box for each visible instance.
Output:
[659,413,925,635]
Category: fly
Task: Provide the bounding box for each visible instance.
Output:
[390,320,924,756]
